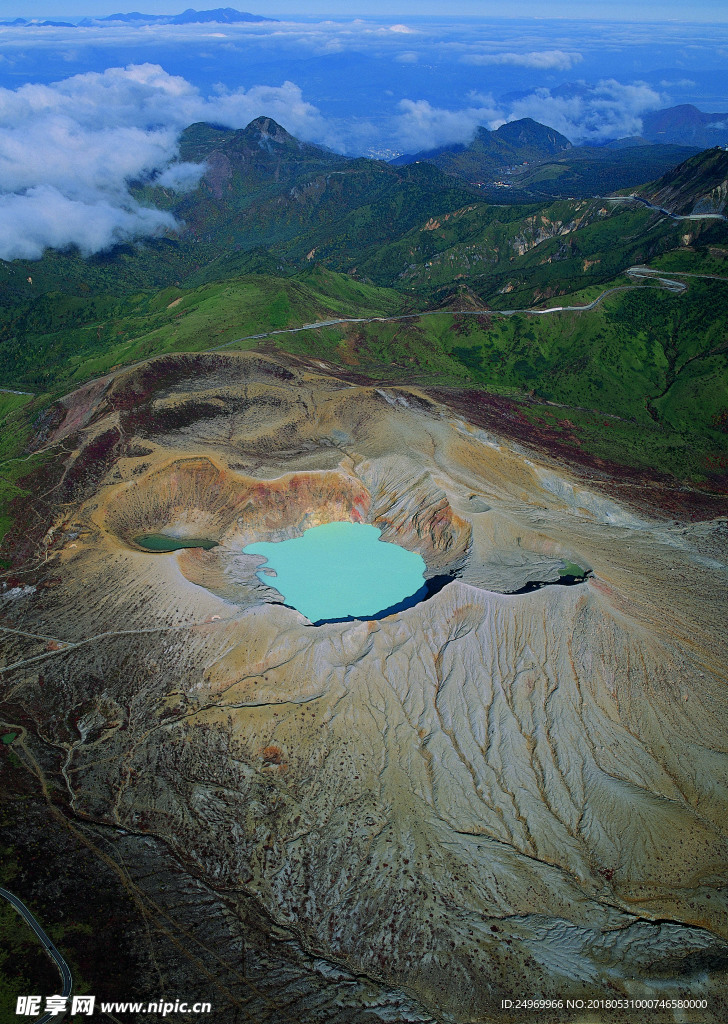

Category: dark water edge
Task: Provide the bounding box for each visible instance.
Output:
[509,570,592,595]
[301,569,591,625]
[304,574,456,626]
[134,534,218,552]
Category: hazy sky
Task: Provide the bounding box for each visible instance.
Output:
[4,2,728,22]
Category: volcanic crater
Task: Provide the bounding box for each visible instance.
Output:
[102,451,472,619]
[3,350,727,1022]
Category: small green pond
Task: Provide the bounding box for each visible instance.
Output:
[559,560,587,578]
[134,534,218,552]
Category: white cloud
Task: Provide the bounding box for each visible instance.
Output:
[0,18,427,59]
[198,79,325,136]
[154,162,208,192]
[395,96,501,152]
[659,78,696,88]
[462,50,582,71]
[503,80,666,143]
[387,78,668,153]
[0,63,323,138]
[0,119,179,197]
[0,185,176,261]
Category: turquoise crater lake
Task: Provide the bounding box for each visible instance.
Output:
[244,522,427,624]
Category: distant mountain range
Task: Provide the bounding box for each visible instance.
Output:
[642,105,728,149]
[98,8,276,24]
[391,108,728,195]
[390,116,708,200]
[0,17,75,26]
[391,119,572,179]
[1,8,276,27]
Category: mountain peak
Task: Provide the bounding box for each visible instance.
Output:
[392,117,572,175]
[642,104,728,148]
[170,8,276,24]
[98,8,276,25]
[244,116,295,145]
[491,118,572,150]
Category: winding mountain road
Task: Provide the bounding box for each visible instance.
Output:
[209,268,692,354]
[3,259,726,412]
[0,885,73,1022]
[608,194,727,221]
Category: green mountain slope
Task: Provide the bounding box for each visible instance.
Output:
[355,196,693,307]
[0,269,404,393]
[142,116,479,271]
[493,143,701,201]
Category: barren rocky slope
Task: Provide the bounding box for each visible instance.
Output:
[638,148,728,215]
[2,351,727,1022]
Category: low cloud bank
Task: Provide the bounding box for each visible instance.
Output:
[0,186,177,261]
[394,96,502,152]
[462,50,582,71]
[505,80,666,143]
